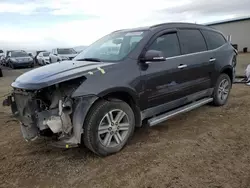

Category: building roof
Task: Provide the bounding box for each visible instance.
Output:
[206,16,250,26]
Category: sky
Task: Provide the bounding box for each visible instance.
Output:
[0,0,250,51]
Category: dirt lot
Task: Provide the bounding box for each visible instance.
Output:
[1,55,250,188]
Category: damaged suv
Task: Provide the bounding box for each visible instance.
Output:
[3,23,237,156]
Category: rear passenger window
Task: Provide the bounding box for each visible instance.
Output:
[178,29,207,54]
[201,30,227,50]
[148,33,181,58]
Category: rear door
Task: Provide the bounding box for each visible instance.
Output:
[201,29,231,84]
[176,28,214,95]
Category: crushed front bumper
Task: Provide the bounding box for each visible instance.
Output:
[3,90,98,148]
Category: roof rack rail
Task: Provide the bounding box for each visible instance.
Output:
[112,29,126,33]
[150,23,169,28]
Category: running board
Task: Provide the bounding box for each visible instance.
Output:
[148,98,213,127]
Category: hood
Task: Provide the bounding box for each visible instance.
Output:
[11,60,114,90]
[58,54,77,58]
[12,57,31,60]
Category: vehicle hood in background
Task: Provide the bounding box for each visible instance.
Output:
[11,60,114,90]
[58,54,77,58]
[12,57,32,61]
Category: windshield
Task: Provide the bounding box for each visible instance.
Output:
[11,51,29,57]
[43,52,50,56]
[73,30,148,62]
[57,48,77,54]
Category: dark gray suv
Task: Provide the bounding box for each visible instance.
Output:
[3,23,237,156]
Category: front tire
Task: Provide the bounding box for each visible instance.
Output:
[212,73,232,106]
[83,99,135,156]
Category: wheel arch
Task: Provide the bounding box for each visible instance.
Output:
[94,88,142,127]
[220,65,233,83]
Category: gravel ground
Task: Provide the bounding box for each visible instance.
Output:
[0,54,250,188]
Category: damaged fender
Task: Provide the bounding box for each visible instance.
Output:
[59,95,98,146]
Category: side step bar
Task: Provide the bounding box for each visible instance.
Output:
[148,98,213,127]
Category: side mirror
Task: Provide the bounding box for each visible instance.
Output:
[141,50,165,62]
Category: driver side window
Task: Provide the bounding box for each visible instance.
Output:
[148,33,181,58]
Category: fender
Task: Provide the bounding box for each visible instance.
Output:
[220,65,234,82]
[97,86,140,105]
[220,65,233,73]
[60,95,98,145]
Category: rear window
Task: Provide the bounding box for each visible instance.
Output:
[43,52,50,56]
[57,48,77,54]
[11,51,29,57]
[201,29,227,50]
[178,29,207,55]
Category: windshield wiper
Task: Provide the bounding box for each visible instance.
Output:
[76,58,101,62]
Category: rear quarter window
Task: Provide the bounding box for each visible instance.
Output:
[178,29,207,55]
[201,29,227,50]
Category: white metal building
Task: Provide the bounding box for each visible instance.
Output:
[206,17,250,52]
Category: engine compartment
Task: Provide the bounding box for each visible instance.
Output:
[11,77,85,142]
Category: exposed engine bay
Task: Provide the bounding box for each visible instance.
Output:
[7,77,90,147]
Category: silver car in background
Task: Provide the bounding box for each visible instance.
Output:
[49,48,78,62]
[37,52,51,65]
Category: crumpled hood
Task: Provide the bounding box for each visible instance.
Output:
[11,60,114,90]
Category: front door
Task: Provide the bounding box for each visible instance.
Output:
[139,30,187,111]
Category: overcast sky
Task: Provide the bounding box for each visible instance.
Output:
[0,0,250,50]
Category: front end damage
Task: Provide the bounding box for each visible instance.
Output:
[3,78,97,148]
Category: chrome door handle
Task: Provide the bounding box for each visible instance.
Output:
[209,58,216,62]
[178,64,187,69]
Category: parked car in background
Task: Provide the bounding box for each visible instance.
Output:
[6,50,34,69]
[49,48,78,62]
[27,52,34,58]
[34,50,46,65]
[3,23,237,156]
[0,49,4,58]
[37,51,51,65]
[0,55,5,66]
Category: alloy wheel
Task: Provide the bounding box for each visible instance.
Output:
[218,78,230,102]
[98,109,130,147]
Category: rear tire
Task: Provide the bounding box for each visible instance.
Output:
[212,73,232,106]
[83,99,135,157]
